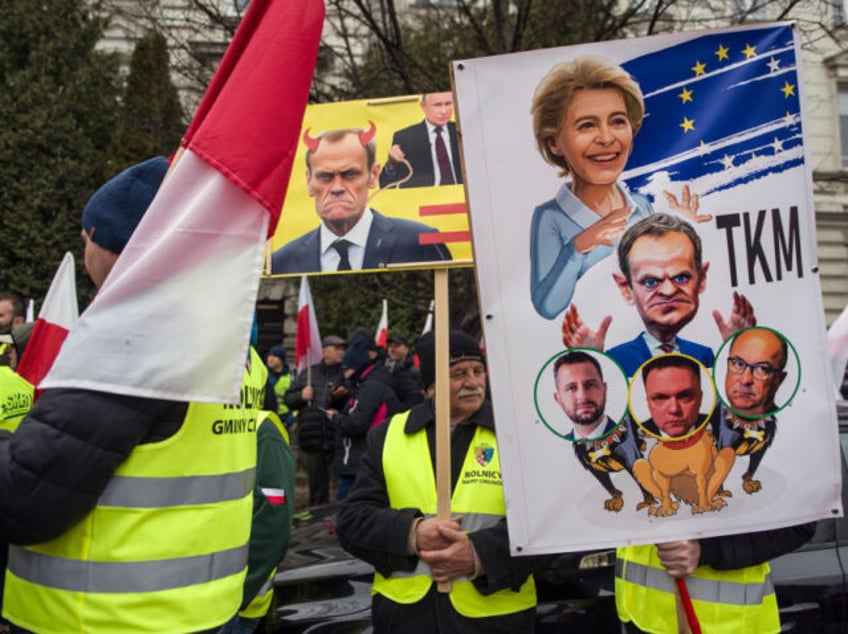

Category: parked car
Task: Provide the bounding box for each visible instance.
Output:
[265,411,848,633]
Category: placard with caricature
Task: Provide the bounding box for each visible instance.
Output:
[453,22,842,554]
[264,94,472,277]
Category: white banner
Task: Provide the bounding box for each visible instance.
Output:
[454,22,841,554]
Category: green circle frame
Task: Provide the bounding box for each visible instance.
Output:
[713,325,801,420]
[533,347,629,443]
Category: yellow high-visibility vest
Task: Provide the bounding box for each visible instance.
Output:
[3,349,266,634]
[0,366,33,433]
[238,410,291,620]
[372,411,536,618]
[616,544,779,634]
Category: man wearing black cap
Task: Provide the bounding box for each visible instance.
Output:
[0,158,292,633]
[327,335,399,501]
[385,333,424,410]
[337,329,541,633]
[266,344,294,426]
[284,334,349,505]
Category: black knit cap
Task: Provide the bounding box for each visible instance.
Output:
[417,329,484,389]
[342,335,373,371]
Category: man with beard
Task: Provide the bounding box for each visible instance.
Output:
[552,350,655,512]
[0,293,25,367]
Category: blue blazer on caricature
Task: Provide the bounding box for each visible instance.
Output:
[270,209,452,275]
[607,332,714,377]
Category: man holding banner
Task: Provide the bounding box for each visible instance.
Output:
[337,330,540,633]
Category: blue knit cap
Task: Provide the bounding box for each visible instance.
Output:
[342,335,373,371]
[81,157,169,254]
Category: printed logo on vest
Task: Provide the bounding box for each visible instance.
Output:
[475,444,494,467]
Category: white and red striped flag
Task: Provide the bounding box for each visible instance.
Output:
[41,0,325,402]
[295,276,323,374]
[17,252,79,389]
[375,299,388,348]
[421,299,435,335]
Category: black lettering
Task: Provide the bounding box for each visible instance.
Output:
[716,214,741,287]
[743,209,773,284]
[211,417,255,434]
[773,206,803,280]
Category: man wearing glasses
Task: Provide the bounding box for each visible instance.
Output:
[712,327,788,494]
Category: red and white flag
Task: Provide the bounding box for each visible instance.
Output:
[375,299,388,348]
[41,0,325,402]
[421,299,435,335]
[17,252,79,389]
[295,276,323,374]
[260,487,287,506]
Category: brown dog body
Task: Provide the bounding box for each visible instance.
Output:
[646,428,727,517]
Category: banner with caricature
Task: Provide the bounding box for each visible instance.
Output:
[265,94,472,277]
[453,22,842,554]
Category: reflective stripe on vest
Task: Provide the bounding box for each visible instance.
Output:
[98,468,255,508]
[2,348,266,634]
[237,410,288,620]
[615,558,775,605]
[615,545,779,634]
[239,570,275,619]
[8,543,248,594]
[372,411,536,618]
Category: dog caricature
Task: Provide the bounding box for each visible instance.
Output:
[710,327,789,494]
[635,355,728,517]
[551,350,657,512]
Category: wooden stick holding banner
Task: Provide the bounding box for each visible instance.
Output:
[434,267,452,592]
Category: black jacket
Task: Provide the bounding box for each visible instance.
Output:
[386,355,424,411]
[697,522,815,570]
[336,399,545,632]
[332,361,399,478]
[0,388,187,545]
[284,360,345,452]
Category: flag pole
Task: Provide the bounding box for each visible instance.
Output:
[676,578,700,634]
[434,268,451,592]
[306,345,313,394]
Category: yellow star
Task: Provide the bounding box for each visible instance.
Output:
[715,44,729,61]
[742,44,757,59]
[781,81,796,98]
[680,117,695,133]
[678,87,693,104]
[692,60,706,76]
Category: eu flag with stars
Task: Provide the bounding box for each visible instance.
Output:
[621,24,803,196]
